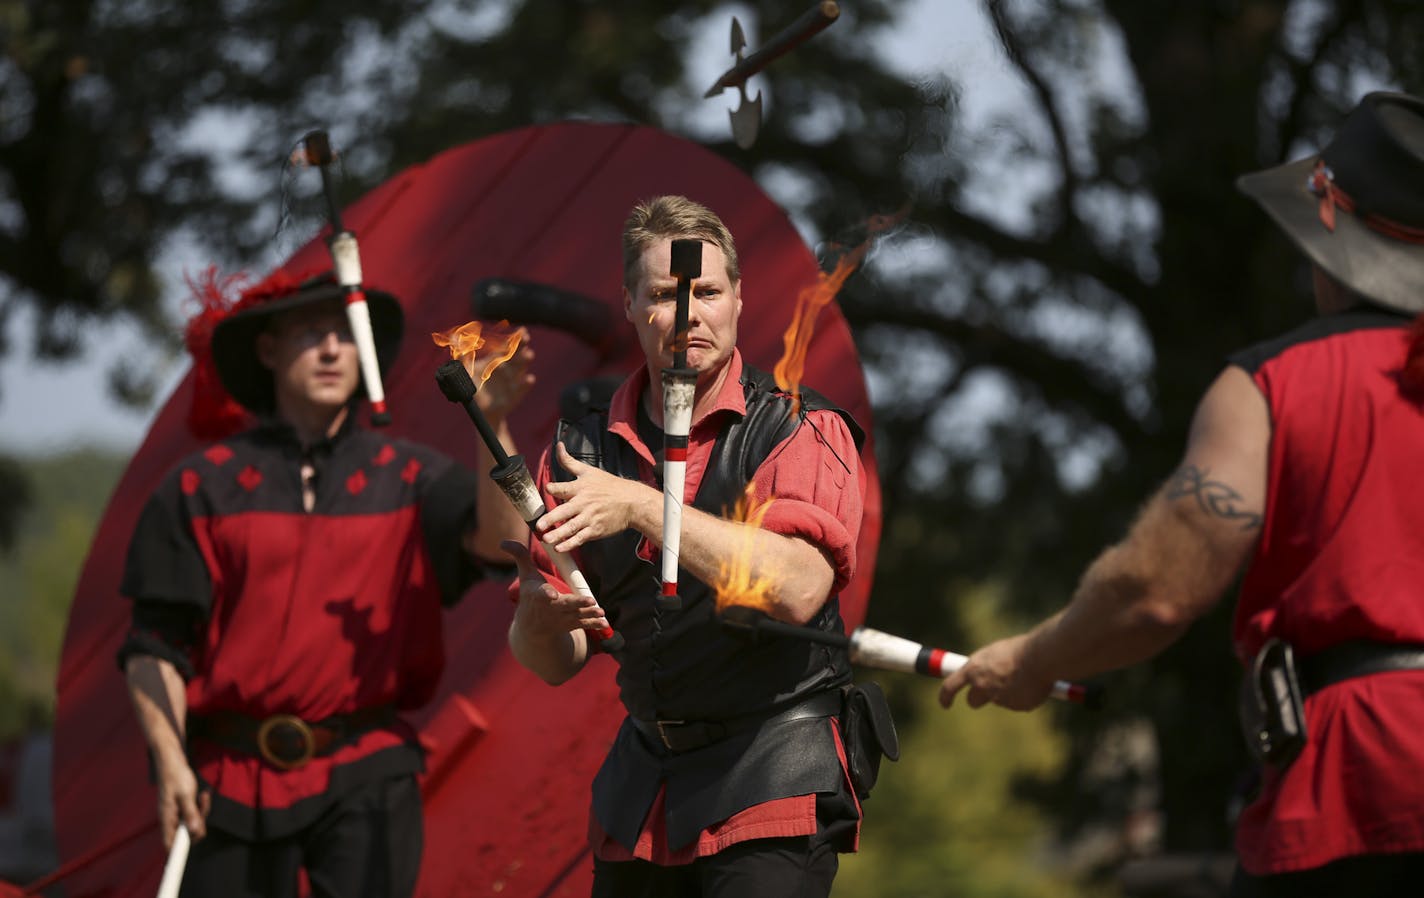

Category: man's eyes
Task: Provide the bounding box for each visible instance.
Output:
[651,287,719,300]
[294,325,353,344]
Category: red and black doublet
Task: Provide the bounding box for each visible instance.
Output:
[1229,304,1424,874]
[532,352,867,864]
[119,416,485,840]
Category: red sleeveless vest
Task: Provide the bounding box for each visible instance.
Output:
[1230,305,1424,873]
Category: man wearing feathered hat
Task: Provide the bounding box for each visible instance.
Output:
[118,270,533,897]
[939,91,1424,896]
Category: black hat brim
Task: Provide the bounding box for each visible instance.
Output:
[211,283,405,414]
[1237,156,1424,314]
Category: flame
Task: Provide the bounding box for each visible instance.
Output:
[773,254,860,418]
[711,484,780,615]
[773,207,908,416]
[432,320,525,386]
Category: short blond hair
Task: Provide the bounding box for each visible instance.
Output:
[622,195,740,290]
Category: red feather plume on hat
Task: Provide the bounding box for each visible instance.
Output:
[182,266,310,439]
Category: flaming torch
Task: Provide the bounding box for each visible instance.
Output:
[712,488,1100,708]
[294,129,391,426]
[432,324,624,653]
[658,238,703,611]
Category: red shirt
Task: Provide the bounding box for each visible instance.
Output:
[527,350,864,861]
[1231,307,1424,873]
[122,421,482,837]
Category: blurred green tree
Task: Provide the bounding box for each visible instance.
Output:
[0,449,125,740]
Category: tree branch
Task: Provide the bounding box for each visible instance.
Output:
[842,299,1148,446]
[984,0,1079,231]
[1272,0,1363,160]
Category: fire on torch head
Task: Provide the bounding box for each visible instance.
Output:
[434,359,513,470]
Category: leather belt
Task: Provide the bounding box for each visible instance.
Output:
[632,691,843,754]
[189,705,396,770]
[1298,641,1424,696]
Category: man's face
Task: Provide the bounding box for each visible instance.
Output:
[256,301,361,415]
[624,238,743,381]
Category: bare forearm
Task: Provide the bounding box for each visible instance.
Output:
[627,497,834,624]
[1027,490,1247,681]
[508,607,589,685]
[124,655,189,767]
[1025,548,1195,682]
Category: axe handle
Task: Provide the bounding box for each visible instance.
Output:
[703,1,840,98]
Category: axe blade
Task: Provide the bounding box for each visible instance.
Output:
[730,92,762,149]
[731,16,747,54]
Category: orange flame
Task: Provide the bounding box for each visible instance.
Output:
[711,484,779,615]
[773,254,860,418]
[773,207,908,416]
[431,320,525,386]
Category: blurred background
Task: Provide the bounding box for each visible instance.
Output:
[1,0,1420,894]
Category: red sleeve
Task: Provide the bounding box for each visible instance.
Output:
[752,410,863,595]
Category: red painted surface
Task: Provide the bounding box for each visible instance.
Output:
[49,123,881,898]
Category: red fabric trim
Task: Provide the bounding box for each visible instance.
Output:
[588,718,861,863]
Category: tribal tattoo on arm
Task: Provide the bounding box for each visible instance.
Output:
[1164,465,1262,532]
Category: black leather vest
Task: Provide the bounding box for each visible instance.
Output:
[553,364,866,849]
[553,365,863,721]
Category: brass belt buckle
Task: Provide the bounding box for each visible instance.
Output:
[655,720,684,751]
[256,714,317,770]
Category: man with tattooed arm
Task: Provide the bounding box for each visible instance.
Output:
[939,91,1424,897]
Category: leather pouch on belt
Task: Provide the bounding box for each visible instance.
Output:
[1237,638,1307,769]
[841,681,900,799]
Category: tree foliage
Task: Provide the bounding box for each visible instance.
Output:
[0,449,126,741]
[2,0,1423,889]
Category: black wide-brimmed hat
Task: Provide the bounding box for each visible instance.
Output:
[210,277,404,414]
[1236,91,1424,314]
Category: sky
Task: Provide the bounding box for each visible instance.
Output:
[0,0,1031,456]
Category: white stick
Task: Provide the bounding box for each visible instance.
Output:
[330,232,388,415]
[156,825,190,898]
[494,459,621,647]
[659,373,696,607]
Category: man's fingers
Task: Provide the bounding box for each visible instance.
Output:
[544,480,571,500]
[555,442,587,473]
[192,791,211,840]
[938,670,966,708]
[160,804,179,850]
[535,499,574,529]
[500,539,541,580]
[179,793,205,841]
